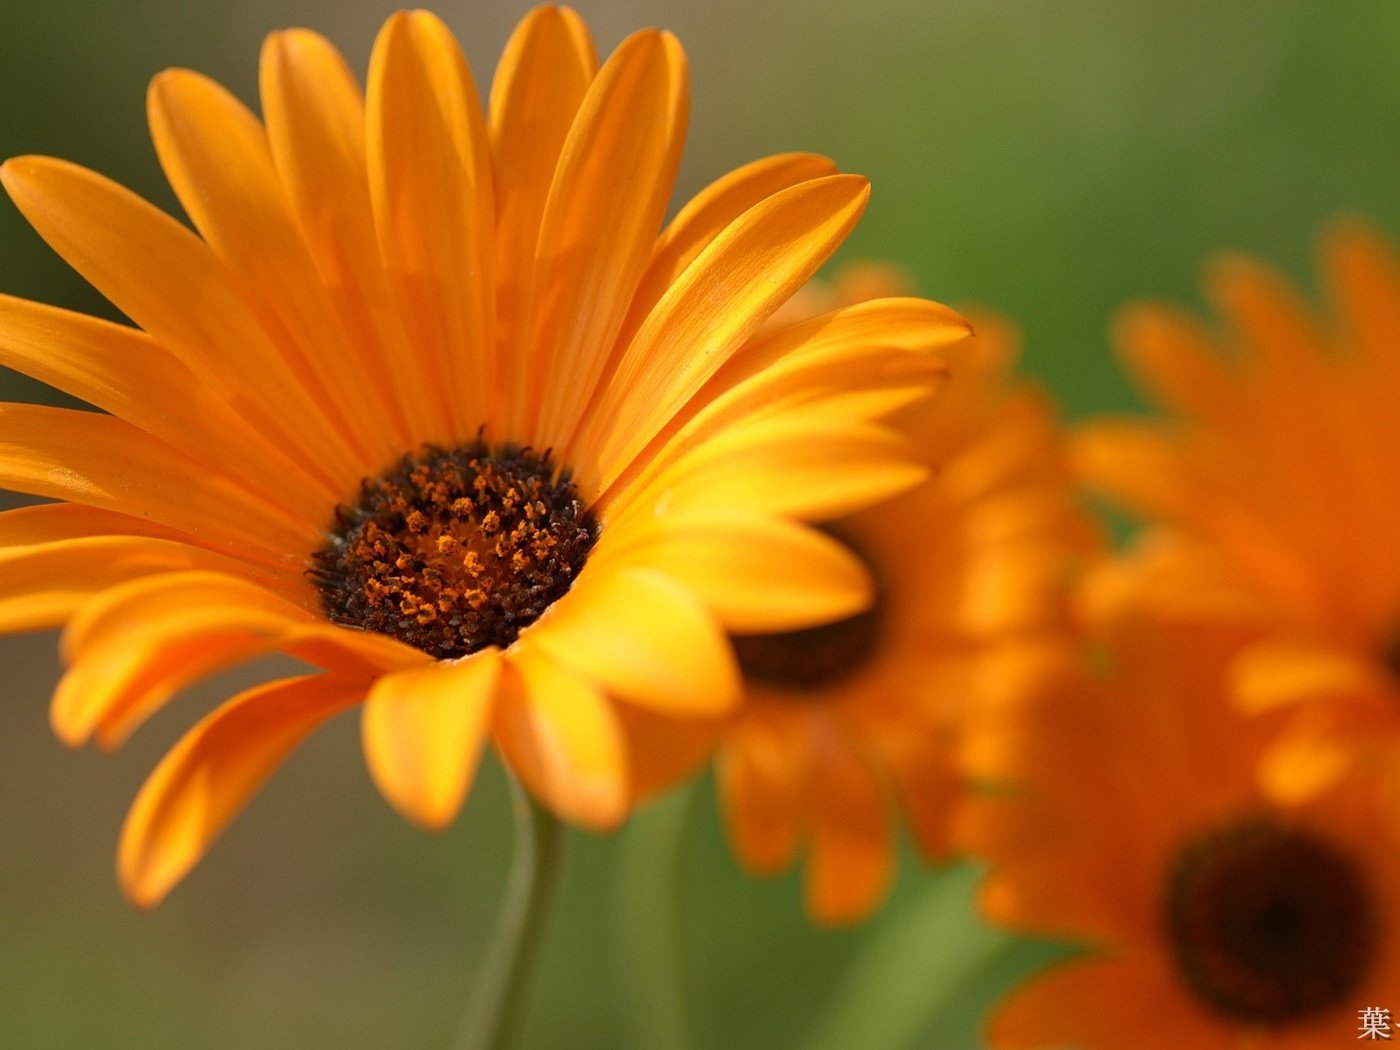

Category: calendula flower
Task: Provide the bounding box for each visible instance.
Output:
[961,583,1400,1049]
[1074,223,1400,810]
[705,301,1093,924]
[0,6,967,906]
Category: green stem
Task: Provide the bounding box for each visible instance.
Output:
[802,863,1007,1050]
[454,776,564,1050]
[611,783,696,1050]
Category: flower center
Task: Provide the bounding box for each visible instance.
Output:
[1163,815,1376,1026]
[1378,624,1400,681]
[312,442,597,658]
[731,534,883,693]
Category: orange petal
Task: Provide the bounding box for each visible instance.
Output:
[617,151,838,347]
[717,715,807,874]
[527,565,738,716]
[367,10,495,438]
[54,571,423,748]
[259,27,418,449]
[118,673,365,908]
[1114,303,1241,427]
[148,68,392,468]
[0,534,298,633]
[489,4,596,396]
[0,501,187,546]
[579,174,872,488]
[0,155,363,492]
[705,295,967,407]
[515,28,688,445]
[0,402,321,564]
[1069,417,1193,518]
[805,733,893,925]
[599,303,957,507]
[0,294,330,524]
[1231,637,1379,712]
[361,649,502,829]
[614,702,723,803]
[988,957,1218,1050]
[494,647,627,829]
[1259,719,1362,804]
[614,417,927,526]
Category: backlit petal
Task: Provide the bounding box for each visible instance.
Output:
[495,647,627,829]
[527,565,738,716]
[362,649,502,829]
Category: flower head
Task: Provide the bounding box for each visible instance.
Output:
[1075,222,1400,811]
[962,586,1400,1048]
[703,292,1093,923]
[0,6,968,905]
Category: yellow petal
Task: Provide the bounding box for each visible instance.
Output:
[119,673,364,908]
[578,174,871,488]
[495,647,627,829]
[361,649,502,829]
[515,28,688,445]
[598,512,872,633]
[367,10,495,437]
[527,565,738,716]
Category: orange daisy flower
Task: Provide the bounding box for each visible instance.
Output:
[710,298,1094,924]
[962,581,1400,1049]
[0,7,968,906]
[1075,222,1400,809]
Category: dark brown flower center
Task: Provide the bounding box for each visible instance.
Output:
[1163,815,1376,1026]
[1378,625,1400,682]
[312,443,597,658]
[730,534,883,693]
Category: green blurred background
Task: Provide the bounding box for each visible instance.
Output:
[1,0,1396,1046]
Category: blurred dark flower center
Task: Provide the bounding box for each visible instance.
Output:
[1163,815,1375,1025]
[312,443,596,658]
[731,533,883,693]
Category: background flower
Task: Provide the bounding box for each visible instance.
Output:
[1074,226,1400,819]
[961,578,1400,1049]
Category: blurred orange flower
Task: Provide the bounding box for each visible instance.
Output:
[0,7,967,905]
[962,583,1400,1049]
[1075,223,1400,811]
[707,285,1094,923]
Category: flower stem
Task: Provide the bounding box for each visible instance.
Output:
[612,783,696,1050]
[455,775,564,1050]
[802,863,1004,1050]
